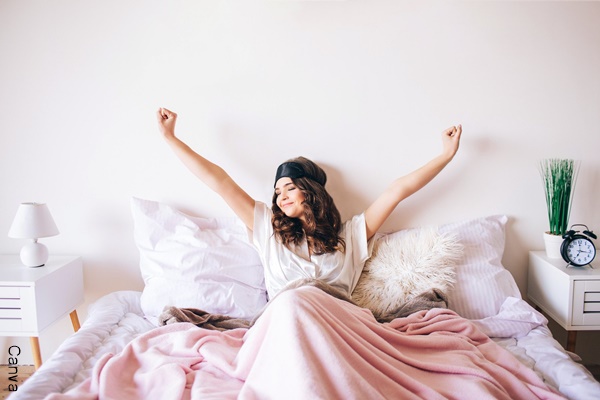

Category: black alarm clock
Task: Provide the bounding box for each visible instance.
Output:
[560,224,597,267]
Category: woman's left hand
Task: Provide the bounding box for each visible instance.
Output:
[441,125,462,159]
[156,107,178,139]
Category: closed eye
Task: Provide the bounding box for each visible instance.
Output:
[275,182,296,196]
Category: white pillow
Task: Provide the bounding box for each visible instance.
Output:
[352,215,520,321]
[352,227,462,320]
[131,197,267,325]
[438,214,521,319]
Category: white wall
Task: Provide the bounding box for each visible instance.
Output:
[1,0,599,366]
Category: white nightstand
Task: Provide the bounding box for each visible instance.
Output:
[0,255,84,369]
[528,251,600,353]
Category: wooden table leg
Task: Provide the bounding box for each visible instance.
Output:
[566,331,577,353]
[29,311,79,371]
[30,337,42,370]
[70,310,81,332]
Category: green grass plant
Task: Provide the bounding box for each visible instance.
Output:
[540,159,578,236]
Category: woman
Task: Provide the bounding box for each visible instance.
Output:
[156,107,461,300]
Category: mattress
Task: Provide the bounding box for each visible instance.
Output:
[9,290,600,400]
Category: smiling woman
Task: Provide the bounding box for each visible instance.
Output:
[156,107,461,301]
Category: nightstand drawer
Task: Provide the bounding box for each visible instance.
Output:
[584,302,600,312]
[0,319,24,331]
[573,280,600,325]
[585,292,600,302]
[0,314,26,331]
[0,308,22,318]
[0,286,34,333]
[0,286,23,313]
[0,286,22,298]
[0,298,21,308]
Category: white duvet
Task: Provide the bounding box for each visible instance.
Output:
[9,291,600,400]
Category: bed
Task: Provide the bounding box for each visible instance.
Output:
[10,198,600,400]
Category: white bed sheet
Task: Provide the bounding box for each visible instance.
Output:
[10,291,155,400]
[10,291,600,400]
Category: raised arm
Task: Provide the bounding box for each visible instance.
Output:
[156,108,255,229]
[364,125,462,239]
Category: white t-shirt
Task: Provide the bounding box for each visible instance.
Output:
[252,201,372,299]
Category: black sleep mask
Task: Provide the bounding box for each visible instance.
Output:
[274,162,323,187]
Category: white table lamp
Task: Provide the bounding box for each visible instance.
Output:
[8,202,60,267]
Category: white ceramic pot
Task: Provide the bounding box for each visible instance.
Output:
[543,232,564,259]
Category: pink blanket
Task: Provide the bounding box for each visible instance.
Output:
[47,287,564,400]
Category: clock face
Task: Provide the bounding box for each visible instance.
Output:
[566,237,596,266]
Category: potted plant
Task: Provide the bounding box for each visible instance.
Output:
[540,158,578,258]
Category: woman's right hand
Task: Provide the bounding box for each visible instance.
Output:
[155,107,256,230]
[156,107,177,139]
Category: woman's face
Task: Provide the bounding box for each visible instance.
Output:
[275,177,306,221]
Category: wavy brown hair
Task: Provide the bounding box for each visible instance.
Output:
[271,157,345,255]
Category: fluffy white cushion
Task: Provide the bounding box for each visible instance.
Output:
[352,227,462,320]
[352,214,520,321]
[131,197,268,325]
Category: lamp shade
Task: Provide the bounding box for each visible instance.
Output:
[8,202,59,239]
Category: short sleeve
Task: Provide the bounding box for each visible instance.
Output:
[252,201,272,255]
[349,213,372,265]
[343,212,375,293]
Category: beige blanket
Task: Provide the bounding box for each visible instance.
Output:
[159,278,448,329]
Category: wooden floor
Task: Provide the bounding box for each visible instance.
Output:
[0,365,35,400]
[0,363,598,398]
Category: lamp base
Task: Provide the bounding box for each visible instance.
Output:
[20,241,49,267]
